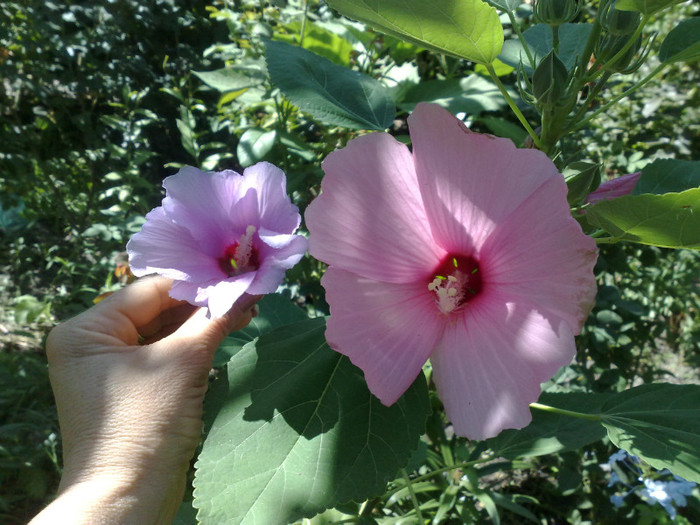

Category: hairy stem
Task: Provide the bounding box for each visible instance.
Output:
[486,63,542,149]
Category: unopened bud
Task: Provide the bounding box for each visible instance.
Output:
[603,2,641,36]
[534,0,579,27]
[595,33,642,73]
[533,50,569,108]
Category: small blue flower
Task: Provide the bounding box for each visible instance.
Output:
[610,494,626,508]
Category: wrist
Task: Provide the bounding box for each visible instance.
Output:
[30,471,185,525]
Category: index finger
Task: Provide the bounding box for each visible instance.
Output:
[96,275,183,331]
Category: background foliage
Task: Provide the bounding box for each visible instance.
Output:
[1,0,699,523]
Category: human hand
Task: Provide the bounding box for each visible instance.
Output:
[31,276,259,525]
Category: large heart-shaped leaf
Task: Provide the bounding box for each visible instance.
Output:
[194,318,431,525]
[659,18,700,64]
[265,39,395,130]
[213,294,309,366]
[327,0,503,65]
[488,392,608,459]
[600,383,700,483]
[587,188,700,249]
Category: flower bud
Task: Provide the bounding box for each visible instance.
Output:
[533,0,579,27]
[563,161,601,205]
[533,50,569,108]
[594,33,642,73]
[604,5,641,36]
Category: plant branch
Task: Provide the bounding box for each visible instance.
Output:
[529,402,602,421]
[485,63,542,149]
[571,62,667,132]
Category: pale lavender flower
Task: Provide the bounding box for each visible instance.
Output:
[127,163,307,317]
[640,477,696,519]
[606,449,697,519]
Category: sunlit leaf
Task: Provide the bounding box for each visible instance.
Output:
[587,188,700,249]
[193,68,266,92]
[236,128,277,168]
[194,318,431,525]
[326,0,504,65]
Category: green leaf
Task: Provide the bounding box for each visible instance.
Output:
[600,383,700,483]
[193,68,266,92]
[615,0,681,14]
[660,18,700,64]
[236,128,277,168]
[477,115,528,144]
[194,318,431,525]
[326,0,503,65]
[265,40,395,130]
[632,159,700,195]
[587,188,700,249]
[396,75,505,115]
[281,21,355,65]
[213,294,309,366]
[487,0,523,11]
[488,392,607,459]
[500,23,592,73]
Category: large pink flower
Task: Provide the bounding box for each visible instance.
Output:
[127,163,307,318]
[305,103,598,440]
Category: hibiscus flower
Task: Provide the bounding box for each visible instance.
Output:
[305,103,597,440]
[127,163,307,318]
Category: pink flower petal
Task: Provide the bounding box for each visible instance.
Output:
[585,171,641,204]
[322,267,445,405]
[431,292,576,440]
[248,235,308,295]
[409,103,561,253]
[170,273,257,318]
[482,176,598,333]
[162,167,245,244]
[305,133,444,283]
[241,162,303,233]
[126,207,222,281]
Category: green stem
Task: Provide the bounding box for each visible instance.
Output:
[506,10,536,71]
[565,70,612,133]
[299,0,309,47]
[485,63,542,149]
[401,469,424,522]
[573,13,602,87]
[384,456,492,498]
[572,62,667,132]
[552,25,560,54]
[529,402,602,422]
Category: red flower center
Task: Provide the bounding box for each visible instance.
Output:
[428,254,482,314]
[218,225,260,277]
